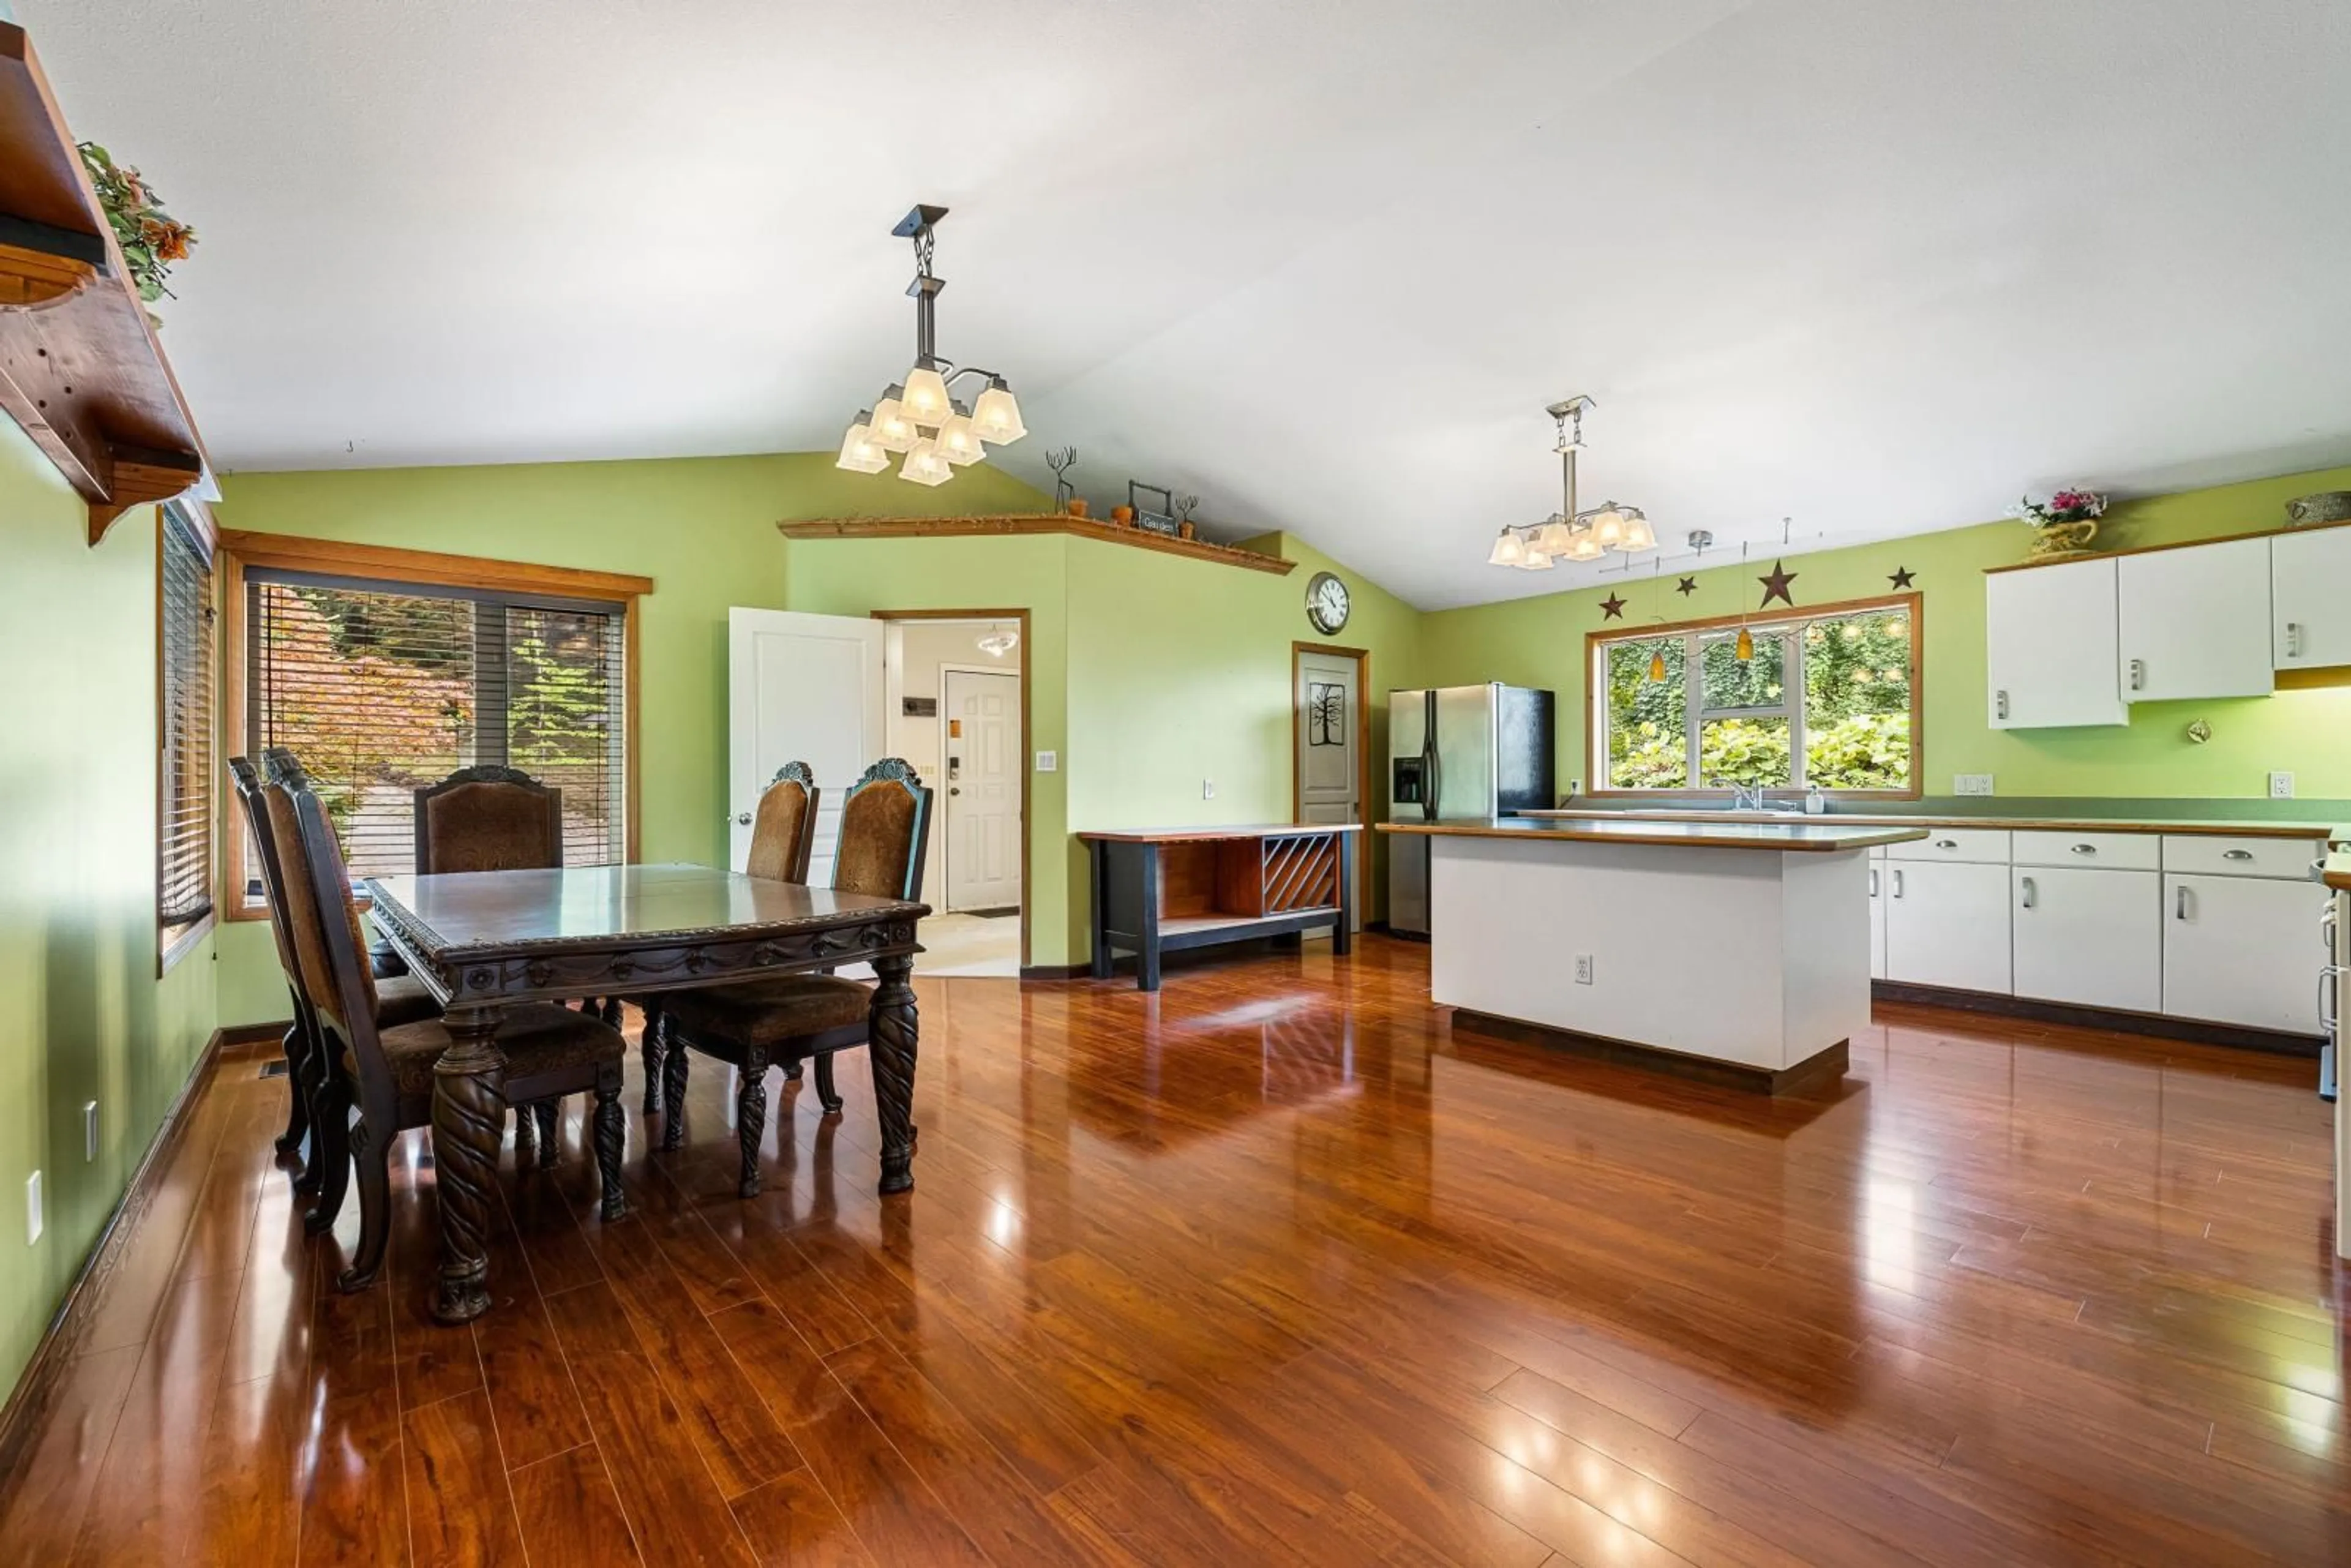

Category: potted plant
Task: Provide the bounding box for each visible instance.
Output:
[78,143,196,324]
[2012,487,2106,560]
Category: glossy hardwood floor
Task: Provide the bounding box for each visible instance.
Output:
[2,935,2345,1566]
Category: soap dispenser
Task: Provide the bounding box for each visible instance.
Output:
[1804,784,1827,816]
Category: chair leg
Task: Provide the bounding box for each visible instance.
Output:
[736,1049,770,1199]
[660,1020,689,1152]
[294,1015,336,1197]
[274,1018,310,1158]
[533,1100,561,1168]
[814,1053,844,1116]
[512,1100,536,1164]
[337,1120,392,1292]
[594,1078,628,1220]
[784,1059,804,1083]
[304,1082,351,1235]
[640,1005,664,1116]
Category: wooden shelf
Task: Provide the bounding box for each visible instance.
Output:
[779,512,1299,576]
[0,22,211,544]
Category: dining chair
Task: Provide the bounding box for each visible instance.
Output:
[659,758,929,1196]
[639,761,819,1117]
[414,762,579,1159]
[264,748,628,1290]
[233,754,443,1229]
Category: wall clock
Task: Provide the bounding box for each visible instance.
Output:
[1305,571,1351,634]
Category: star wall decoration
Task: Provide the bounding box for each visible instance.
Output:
[1758,560,1798,608]
[1599,592,1628,620]
[1676,576,1698,596]
[1888,566,1916,590]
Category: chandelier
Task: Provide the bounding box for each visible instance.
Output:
[836,204,1028,485]
[1487,396,1655,570]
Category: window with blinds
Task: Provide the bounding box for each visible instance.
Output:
[160,505,217,948]
[241,569,628,901]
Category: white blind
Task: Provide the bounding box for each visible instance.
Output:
[159,505,216,929]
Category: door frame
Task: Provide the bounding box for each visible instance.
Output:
[937,661,1023,915]
[1291,642,1372,906]
[872,609,1032,969]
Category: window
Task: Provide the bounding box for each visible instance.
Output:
[159,503,217,966]
[223,535,647,915]
[1594,595,1919,795]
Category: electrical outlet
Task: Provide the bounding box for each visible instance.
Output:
[2269,771,2295,800]
[1033,750,1057,773]
[26,1171,41,1245]
[83,1101,98,1163]
[1574,954,1594,985]
[1202,779,1216,800]
[1954,773,1995,797]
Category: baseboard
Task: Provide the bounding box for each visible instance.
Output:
[1018,963,1092,981]
[220,1020,291,1049]
[1871,981,2325,1056]
[0,1023,232,1475]
[1451,1008,1850,1096]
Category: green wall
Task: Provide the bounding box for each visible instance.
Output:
[0,419,217,1396]
[211,454,1049,1021]
[1422,463,2351,801]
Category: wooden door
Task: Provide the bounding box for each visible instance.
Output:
[1985,557,2125,729]
[2273,527,2351,670]
[1295,649,1363,929]
[727,609,884,887]
[2118,536,2273,702]
[942,668,1022,912]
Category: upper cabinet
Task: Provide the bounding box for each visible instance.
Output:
[2273,523,2351,670]
[1986,556,2126,729]
[2117,536,2273,702]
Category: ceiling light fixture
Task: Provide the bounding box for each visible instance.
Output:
[836,204,1027,484]
[975,622,1019,658]
[1488,397,1657,571]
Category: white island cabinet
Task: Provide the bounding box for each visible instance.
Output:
[1382,817,1925,1092]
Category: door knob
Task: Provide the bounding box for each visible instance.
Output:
[950,787,961,796]
[735,812,752,825]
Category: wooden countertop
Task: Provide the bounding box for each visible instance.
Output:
[1520,808,2344,841]
[1378,818,1927,852]
[2326,848,2351,893]
[1075,823,1364,844]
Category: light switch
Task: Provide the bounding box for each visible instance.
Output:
[1034,750,1057,773]
[1953,773,1995,797]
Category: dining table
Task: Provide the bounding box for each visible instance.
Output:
[362,862,928,1325]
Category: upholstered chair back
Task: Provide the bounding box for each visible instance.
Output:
[260,749,380,1028]
[830,759,932,902]
[414,766,563,873]
[229,756,306,993]
[744,761,820,883]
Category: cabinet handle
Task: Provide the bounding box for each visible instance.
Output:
[2128,658,2147,692]
[2323,905,2338,956]
[2222,849,2254,861]
[2070,842,2097,855]
[1891,869,1905,899]
[1869,868,1878,898]
[2020,876,2036,910]
[2320,966,2342,1035]
[1995,689,2010,720]
[2176,885,2192,921]
[1933,838,1959,849]
[2287,622,2304,659]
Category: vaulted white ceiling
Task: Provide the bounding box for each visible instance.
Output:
[28,1,2351,607]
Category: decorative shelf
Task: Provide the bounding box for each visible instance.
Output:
[778,512,1299,576]
[0,22,211,544]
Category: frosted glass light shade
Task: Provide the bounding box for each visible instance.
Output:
[898,437,954,486]
[970,381,1026,444]
[1619,510,1657,551]
[1515,549,1556,571]
[1564,530,1605,561]
[901,364,953,427]
[934,410,986,465]
[1589,506,1627,550]
[1532,517,1579,557]
[870,389,918,452]
[1487,528,1527,568]
[836,415,890,474]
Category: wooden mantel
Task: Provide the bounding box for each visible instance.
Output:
[0,22,212,544]
[778,513,1299,576]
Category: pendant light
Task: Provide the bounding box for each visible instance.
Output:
[869,386,918,453]
[1649,646,1668,683]
[969,376,1027,444]
[1646,558,1668,681]
[1735,625,1755,662]
[836,412,890,474]
[1487,397,1659,571]
[1487,528,1528,567]
[899,437,954,486]
[934,405,985,465]
[899,363,953,427]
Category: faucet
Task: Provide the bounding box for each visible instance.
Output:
[1711,778,1767,812]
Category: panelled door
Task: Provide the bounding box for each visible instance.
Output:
[1295,649,1363,930]
[942,668,1022,912]
[727,609,884,887]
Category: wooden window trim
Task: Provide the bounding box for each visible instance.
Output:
[219,531,650,921]
[1584,591,1924,800]
[158,501,218,974]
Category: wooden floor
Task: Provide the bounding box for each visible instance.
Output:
[2,935,2345,1566]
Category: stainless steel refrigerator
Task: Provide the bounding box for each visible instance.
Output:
[1385,683,1556,937]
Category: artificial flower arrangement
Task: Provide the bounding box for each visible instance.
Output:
[77,142,196,309]
[2011,487,2108,559]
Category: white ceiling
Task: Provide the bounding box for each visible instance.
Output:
[28,1,2351,608]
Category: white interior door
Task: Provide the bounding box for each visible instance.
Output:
[728,609,884,885]
[942,669,1022,912]
[1296,651,1362,929]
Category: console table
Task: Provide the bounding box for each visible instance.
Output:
[1079,824,1360,990]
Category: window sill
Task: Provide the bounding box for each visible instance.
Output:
[159,910,217,977]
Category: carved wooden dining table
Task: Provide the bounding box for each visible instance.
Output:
[362,863,928,1324]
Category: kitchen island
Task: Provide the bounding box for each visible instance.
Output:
[1380,817,1927,1091]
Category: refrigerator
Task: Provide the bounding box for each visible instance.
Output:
[1386,683,1556,938]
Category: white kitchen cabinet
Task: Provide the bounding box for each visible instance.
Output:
[1884,860,2012,994]
[1985,558,2125,729]
[2163,872,2328,1033]
[2012,866,2161,1013]
[2273,524,2351,671]
[1867,850,1887,980]
[2118,537,2273,702]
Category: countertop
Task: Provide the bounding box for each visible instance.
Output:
[1520,808,2345,841]
[2327,847,2351,893]
[1075,823,1363,843]
[1378,818,1927,853]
